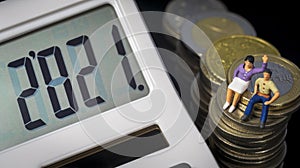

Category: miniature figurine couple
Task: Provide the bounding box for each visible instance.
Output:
[223,54,280,128]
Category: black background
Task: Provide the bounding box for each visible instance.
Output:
[135,0,299,167]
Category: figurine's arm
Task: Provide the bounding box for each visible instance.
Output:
[253,55,268,74]
[264,91,280,105]
[262,54,268,63]
[233,64,241,78]
[253,82,258,95]
[260,54,268,70]
[264,81,280,105]
[251,78,259,97]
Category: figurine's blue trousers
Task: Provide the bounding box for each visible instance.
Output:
[244,94,271,123]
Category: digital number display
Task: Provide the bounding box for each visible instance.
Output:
[0,4,149,152]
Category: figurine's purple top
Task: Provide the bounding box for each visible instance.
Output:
[233,62,267,81]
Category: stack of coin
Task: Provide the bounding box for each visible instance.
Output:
[207,54,300,168]
[160,2,299,166]
[184,35,282,135]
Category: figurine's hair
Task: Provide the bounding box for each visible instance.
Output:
[244,55,255,64]
[264,68,272,76]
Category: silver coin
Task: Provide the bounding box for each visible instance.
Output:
[180,10,257,58]
[163,0,228,41]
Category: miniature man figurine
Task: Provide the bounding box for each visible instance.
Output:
[241,68,280,128]
[223,54,268,113]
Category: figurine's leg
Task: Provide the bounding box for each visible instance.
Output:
[228,92,241,112]
[241,95,258,121]
[232,92,241,107]
[223,88,234,110]
[260,97,270,128]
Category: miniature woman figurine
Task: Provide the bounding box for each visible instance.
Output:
[223,54,268,113]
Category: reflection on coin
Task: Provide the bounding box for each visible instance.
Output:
[227,54,300,114]
[204,35,281,83]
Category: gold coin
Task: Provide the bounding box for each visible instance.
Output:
[193,16,249,43]
[205,35,281,82]
[227,54,300,112]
